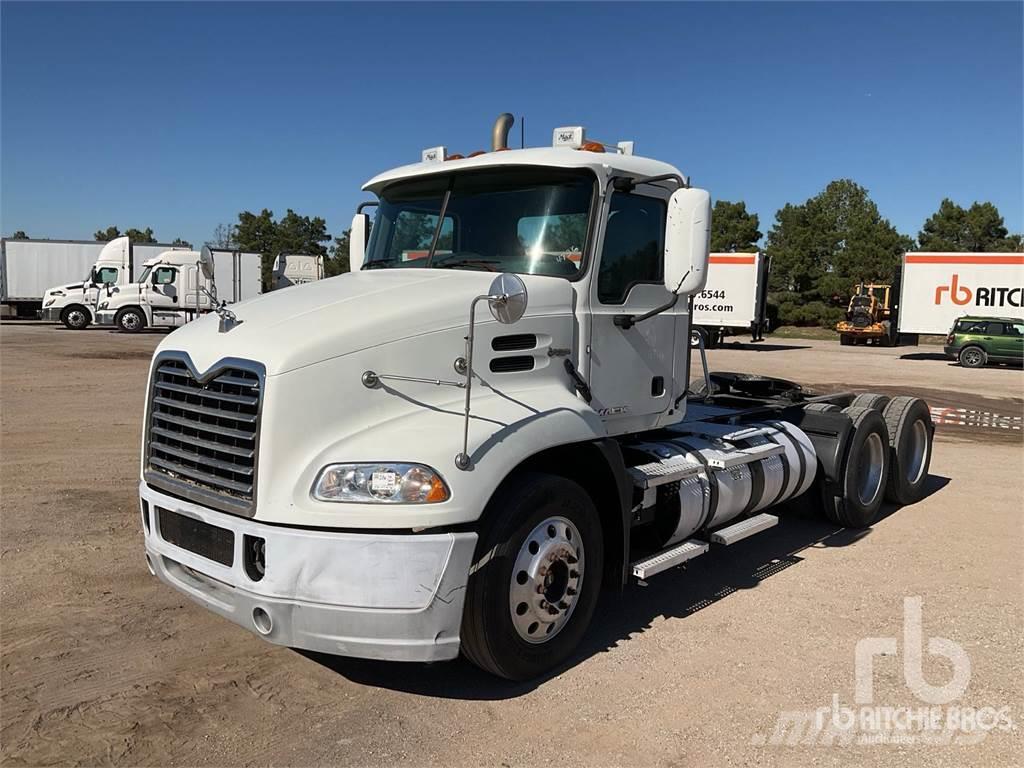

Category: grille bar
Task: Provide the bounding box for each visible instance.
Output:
[149,426,254,458]
[146,357,262,516]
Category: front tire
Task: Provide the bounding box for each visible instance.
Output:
[60,305,91,330]
[958,346,986,368]
[115,307,145,333]
[461,473,603,680]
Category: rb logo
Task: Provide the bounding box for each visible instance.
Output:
[934,274,973,306]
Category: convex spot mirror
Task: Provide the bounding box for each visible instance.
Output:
[488,273,528,324]
[198,246,216,281]
[664,187,711,295]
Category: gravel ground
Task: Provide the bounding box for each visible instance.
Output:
[1,323,1021,767]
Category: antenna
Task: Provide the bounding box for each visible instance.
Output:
[520,116,525,149]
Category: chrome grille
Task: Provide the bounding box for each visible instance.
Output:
[145,356,262,516]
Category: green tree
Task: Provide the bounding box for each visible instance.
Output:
[94,226,157,242]
[766,179,912,326]
[328,229,352,276]
[917,198,1017,252]
[710,200,761,252]
[209,223,238,249]
[94,226,121,241]
[234,208,331,290]
[125,227,156,243]
[10,230,28,239]
[170,238,191,247]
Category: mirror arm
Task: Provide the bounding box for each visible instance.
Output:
[356,201,378,214]
[613,293,679,330]
[455,292,505,470]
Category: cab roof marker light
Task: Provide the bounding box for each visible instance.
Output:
[421,146,447,163]
[552,126,585,149]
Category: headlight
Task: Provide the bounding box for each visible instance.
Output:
[44,299,56,307]
[98,301,109,310]
[312,463,450,504]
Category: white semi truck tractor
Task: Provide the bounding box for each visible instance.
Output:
[138,116,935,680]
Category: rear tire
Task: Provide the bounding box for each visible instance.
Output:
[115,307,145,333]
[60,305,91,330]
[820,406,890,527]
[882,397,934,505]
[958,346,986,368]
[850,393,891,411]
[460,473,603,680]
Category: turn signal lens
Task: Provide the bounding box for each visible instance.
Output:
[313,463,450,504]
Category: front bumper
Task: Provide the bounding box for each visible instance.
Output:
[42,307,61,322]
[140,482,477,662]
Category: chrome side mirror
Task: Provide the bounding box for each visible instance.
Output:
[487,273,528,324]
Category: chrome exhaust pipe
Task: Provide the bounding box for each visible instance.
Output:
[492,113,514,151]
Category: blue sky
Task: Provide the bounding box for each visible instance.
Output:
[2,2,1021,248]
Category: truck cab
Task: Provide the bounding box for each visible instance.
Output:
[138,116,935,680]
[96,250,215,332]
[41,237,133,329]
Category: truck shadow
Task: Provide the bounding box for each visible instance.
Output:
[717,343,811,352]
[300,474,950,699]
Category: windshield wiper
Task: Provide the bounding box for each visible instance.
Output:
[424,178,454,268]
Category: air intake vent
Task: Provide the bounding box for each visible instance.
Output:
[145,357,262,517]
[489,356,535,373]
[491,334,537,352]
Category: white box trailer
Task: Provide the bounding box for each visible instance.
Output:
[896,252,1024,338]
[206,248,264,302]
[1,238,185,316]
[690,251,770,347]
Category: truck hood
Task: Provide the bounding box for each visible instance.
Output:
[157,269,576,376]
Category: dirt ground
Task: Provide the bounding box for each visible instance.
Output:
[2,323,1022,767]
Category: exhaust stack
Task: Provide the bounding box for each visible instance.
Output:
[491,113,515,151]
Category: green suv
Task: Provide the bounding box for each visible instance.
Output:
[944,316,1024,368]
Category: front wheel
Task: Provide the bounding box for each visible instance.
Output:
[460,473,603,680]
[60,305,91,330]
[115,307,145,333]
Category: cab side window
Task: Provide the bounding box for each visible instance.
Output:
[153,267,176,285]
[96,267,118,284]
[986,322,1005,336]
[598,193,665,305]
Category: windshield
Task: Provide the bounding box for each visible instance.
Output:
[363,168,595,277]
[138,266,152,284]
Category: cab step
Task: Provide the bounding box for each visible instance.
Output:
[708,513,779,545]
[631,539,709,580]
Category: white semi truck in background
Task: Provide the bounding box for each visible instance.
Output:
[95,246,264,332]
[690,251,770,347]
[272,252,325,290]
[1,237,184,319]
[137,115,935,680]
[896,252,1024,340]
[41,237,191,329]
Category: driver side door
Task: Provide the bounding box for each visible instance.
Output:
[586,190,679,435]
[148,266,182,327]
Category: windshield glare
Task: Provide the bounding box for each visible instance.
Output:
[364,168,594,278]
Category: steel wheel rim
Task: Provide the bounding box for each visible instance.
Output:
[857,432,885,506]
[122,313,140,330]
[905,419,929,485]
[963,349,982,366]
[509,516,584,644]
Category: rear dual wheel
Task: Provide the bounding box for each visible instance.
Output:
[461,473,603,681]
[821,406,890,527]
